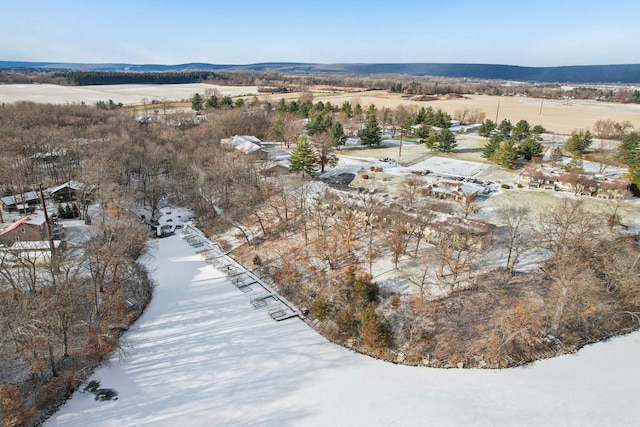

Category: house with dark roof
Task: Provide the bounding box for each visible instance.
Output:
[0,191,40,212]
[48,180,82,203]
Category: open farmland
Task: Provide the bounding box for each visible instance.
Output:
[2,83,640,135]
[0,83,257,106]
[272,89,640,135]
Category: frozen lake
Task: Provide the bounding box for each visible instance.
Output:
[46,234,640,426]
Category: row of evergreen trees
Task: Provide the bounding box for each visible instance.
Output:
[480,119,545,168]
[54,71,222,86]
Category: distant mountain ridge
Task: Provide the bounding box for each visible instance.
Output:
[2,61,640,84]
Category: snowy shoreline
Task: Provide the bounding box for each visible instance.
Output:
[46,234,640,426]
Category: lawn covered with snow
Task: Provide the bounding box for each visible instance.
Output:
[409,156,490,178]
[46,234,640,426]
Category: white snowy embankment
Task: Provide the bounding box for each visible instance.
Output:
[46,235,640,427]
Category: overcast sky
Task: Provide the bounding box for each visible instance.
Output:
[1,0,638,67]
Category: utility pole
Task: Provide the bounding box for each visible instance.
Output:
[539,99,544,115]
[39,185,55,255]
[495,100,500,123]
[398,130,403,163]
[39,184,59,279]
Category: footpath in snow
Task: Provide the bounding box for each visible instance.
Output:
[46,234,640,426]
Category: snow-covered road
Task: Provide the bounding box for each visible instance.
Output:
[46,235,640,426]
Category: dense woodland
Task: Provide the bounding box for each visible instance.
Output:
[0,97,639,425]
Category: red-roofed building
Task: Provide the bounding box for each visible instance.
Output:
[0,211,50,246]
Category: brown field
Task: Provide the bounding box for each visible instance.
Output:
[267,89,640,135]
[2,83,640,136]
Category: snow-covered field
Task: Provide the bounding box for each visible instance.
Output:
[46,234,640,426]
[0,83,257,105]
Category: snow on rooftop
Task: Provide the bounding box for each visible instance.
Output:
[0,190,40,206]
[0,211,48,235]
[48,180,82,195]
[46,235,640,426]
[235,140,262,154]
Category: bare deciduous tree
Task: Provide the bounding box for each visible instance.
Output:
[500,206,531,273]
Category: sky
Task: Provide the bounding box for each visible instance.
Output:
[1,0,639,67]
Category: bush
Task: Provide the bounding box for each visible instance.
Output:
[501,183,511,189]
[359,303,391,350]
[252,254,262,266]
[336,305,358,335]
[390,295,401,309]
[311,295,332,321]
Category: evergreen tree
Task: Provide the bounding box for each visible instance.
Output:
[478,119,497,138]
[482,133,502,159]
[204,94,219,109]
[422,106,436,126]
[307,110,332,135]
[359,303,390,350]
[493,140,519,169]
[341,101,353,118]
[299,99,313,118]
[289,137,318,177]
[330,121,346,146]
[360,105,382,146]
[423,129,439,151]
[437,128,458,152]
[619,132,640,165]
[532,124,546,136]
[434,109,452,128]
[191,93,203,111]
[518,135,543,160]
[287,100,299,114]
[565,130,593,155]
[512,120,531,141]
[220,95,233,108]
[497,119,513,139]
[415,106,427,124]
[340,267,378,309]
[417,123,432,140]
